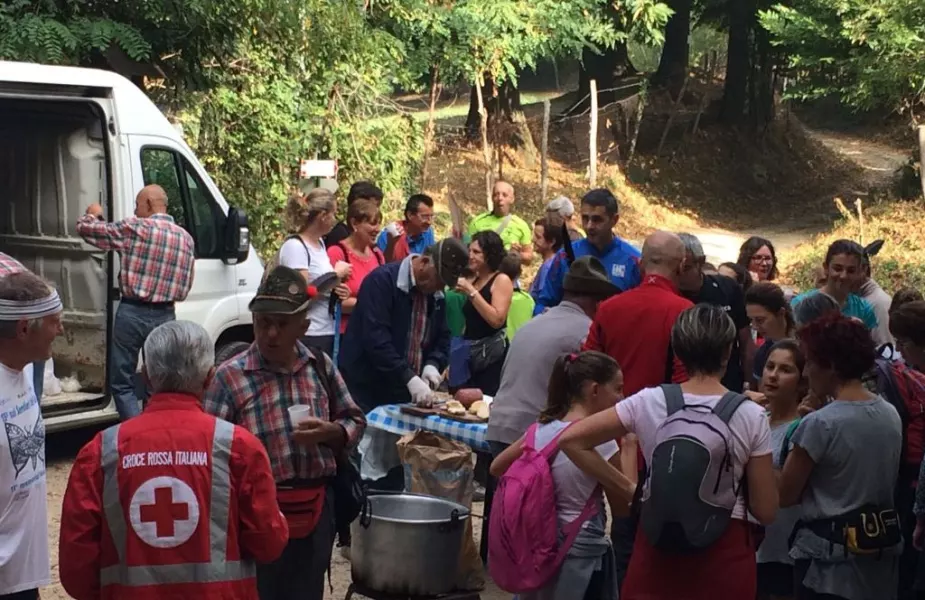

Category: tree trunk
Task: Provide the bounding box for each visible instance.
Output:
[720,0,755,125]
[570,42,636,115]
[466,76,537,165]
[652,0,692,96]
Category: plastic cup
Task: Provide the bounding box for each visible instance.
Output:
[288,405,311,426]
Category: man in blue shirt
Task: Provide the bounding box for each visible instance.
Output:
[377,194,436,261]
[534,188,641,314]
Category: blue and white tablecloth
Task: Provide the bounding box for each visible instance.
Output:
[358,403,489,480]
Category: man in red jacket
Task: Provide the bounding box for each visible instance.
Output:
[584,230,691,395]
[59,321,288,600]
[582,230,691,587]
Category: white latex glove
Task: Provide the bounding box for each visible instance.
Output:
[422,365,443,390]
[384,221,404,238]
[407,376,434,407]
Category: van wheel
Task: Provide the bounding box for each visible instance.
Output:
[215,341,251,365]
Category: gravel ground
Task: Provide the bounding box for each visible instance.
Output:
[42,427,508,600]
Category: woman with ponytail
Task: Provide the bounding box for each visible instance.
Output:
[490,351,635,600]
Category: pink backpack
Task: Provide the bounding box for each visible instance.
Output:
[488,422,600,593]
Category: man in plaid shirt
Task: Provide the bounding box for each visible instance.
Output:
[76,184,194,420]
[203,265,365,600]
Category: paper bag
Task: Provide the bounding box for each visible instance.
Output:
[396,431,485,591]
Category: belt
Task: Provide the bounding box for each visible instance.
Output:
[120,297,175,309]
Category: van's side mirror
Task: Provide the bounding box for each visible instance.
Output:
[223,206,250,265]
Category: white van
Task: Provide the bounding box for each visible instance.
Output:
[0,61,264,433]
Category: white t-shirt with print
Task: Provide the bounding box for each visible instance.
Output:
[534,420,618,525]
[279,237,335,336]
[615,386,771,520]
[0,362,50,594]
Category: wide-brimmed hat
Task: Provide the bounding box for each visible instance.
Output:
[431,238,469,288]
[563,256,619,298]
[249,265,338,314]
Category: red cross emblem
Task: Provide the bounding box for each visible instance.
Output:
[129,476,200,548]
[139,486,190,537]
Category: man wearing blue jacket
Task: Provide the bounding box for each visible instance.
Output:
[534,188,641,314]
[339,239,469,412]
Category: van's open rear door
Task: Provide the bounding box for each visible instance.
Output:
[0,73,120,426]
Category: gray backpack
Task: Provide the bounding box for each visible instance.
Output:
[640,384,746,553]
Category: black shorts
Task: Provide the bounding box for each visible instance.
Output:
[758,561,794,596]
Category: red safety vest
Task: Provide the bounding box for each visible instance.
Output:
[98,418,256,597]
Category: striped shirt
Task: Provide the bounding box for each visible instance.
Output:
[203,342,366,482]
[0,252,24,277]
[76,213,194,303]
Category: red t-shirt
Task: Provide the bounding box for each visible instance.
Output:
[327,243,385,333]
[583,274,692,396]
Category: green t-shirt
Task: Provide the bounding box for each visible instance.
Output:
[506,290,535,341]
[445,289,467,337]
[467,212,532,250]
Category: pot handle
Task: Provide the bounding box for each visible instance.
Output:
[359,496,373,528]
[439,508,463,533]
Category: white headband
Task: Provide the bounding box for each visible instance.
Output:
[0,290,63,321]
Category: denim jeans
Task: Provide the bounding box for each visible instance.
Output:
[32,359,45,402]
[112,302,175,420]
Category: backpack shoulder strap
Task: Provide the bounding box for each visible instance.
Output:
[557,485,601,561]
[660,384,685,416]
[335,242,351,265]
[778,418,802,468]
[373,247,385,266]
[523,423,540,451]
[713,391,747,424]
[307,346,335,416]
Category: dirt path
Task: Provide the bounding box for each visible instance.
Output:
[685,126,909,264]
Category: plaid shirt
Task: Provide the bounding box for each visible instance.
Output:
[76,213,194,303]
[203,342,366,483]
[0,252,25,277]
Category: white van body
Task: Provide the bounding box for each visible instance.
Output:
[0,62,263,432]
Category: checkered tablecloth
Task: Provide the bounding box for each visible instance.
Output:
[367,404,489,451]
[358,403,489,481]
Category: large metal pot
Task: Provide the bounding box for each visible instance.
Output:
[351,492,469,596]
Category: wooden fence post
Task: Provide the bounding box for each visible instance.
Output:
[589,79,598,187]
[541,99,551,203]
[919,125,925,200]
[420,66,440,190]
[475,77,492,210]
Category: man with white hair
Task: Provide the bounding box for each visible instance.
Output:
[545,196,583,241]
[0,271,62,599]
[677,232,753,393]
[59,321,288,600]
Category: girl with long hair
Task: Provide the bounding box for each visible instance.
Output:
[756,340,806,600]
[278,189,351,354]
[490,351,635,600]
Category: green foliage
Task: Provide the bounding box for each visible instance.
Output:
[761,0,925,113]
[376,0,670,90]
[0,2,151,64]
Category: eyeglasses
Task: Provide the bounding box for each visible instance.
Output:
[750,255,774,264]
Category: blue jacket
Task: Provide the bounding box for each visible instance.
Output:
[533,236,642,314]
[338,257,450,412]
